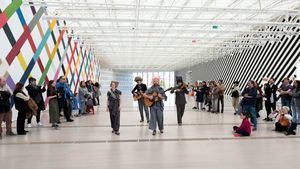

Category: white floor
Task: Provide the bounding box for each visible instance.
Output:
[1,95,300,169]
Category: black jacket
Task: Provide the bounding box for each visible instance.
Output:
[26,85,46,110]
[171,88,189,104]
[264,84,277,102]
[13,91,30,113]
[0,90,11,113]
[131,84,147,94]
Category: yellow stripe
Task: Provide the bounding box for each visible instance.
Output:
[49,19,57,30]
[17,53,33,78]
[17,53,27,70]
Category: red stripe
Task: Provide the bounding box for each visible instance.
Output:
[0,12,8,29]
[6,26,31,65]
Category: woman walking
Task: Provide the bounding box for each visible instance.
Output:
[106,81,122,135]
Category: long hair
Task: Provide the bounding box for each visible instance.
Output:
[294,80,300,91]
[48,80,55,90]
[14,82,24,93]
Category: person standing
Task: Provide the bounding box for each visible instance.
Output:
[78,81,92,115]
[94,82,101,105]
[13,82,30,135]
[171,78,189,125]
[131,76,149,123]
[263,78,278,121]
[211,81,220,113]
[106,81,122,135]
[56,76,73,122]
[195,82,205,111]
[0,76,15,138]
[144,76,167,135]
[278,78,293,108]
[25,77,46,127]
[217,80,225,113]
[286,80,300,135]
[47,80,60,129]
[231,81,240,115]
[241,80,258,131]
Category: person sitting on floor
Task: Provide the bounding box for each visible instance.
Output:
[233,112,251,137]
[274,106,292,132]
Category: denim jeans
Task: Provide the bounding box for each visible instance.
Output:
[243,105,257,128]
[291,104,300,123]
[281,97,291,108]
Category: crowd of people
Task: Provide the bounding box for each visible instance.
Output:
[0,75,101,139]
[1,74,300,139]
[190,77,300,136]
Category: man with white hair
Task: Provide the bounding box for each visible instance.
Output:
[0,76,16,139]
[144,76,167,135]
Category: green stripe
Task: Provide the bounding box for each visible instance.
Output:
[4,0,23,19]
[84,51,91,74]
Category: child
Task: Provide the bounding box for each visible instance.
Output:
[274,106,292,132]
[195,83,205,111]
[233,112,251,137]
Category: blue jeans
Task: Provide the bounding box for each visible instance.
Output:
[281,97,291,108]
[244,105,257,128]
[291,104,300,123]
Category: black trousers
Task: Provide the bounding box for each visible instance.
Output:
[58,99,71,121]
[176,104,185,124]
[217,95,224,113]
[275,122,288,132]
[233,126,250,136]
[265,100,276,118]
[17,111,26,133]
[110,113,120,132]
[27,107,42,124]
[138,99,149,121]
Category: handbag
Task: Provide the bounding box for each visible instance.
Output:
[27,98,38,116]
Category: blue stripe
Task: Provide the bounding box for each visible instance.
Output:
[20,28,52,83]
[16,9,26,26]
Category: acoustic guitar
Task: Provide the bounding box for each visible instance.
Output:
[133,92,143,101]
[144,87,172,107]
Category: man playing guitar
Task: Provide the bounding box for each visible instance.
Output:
[131,76,149,123]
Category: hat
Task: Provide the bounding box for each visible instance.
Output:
[134,76,143,82]
[110,81,119,88]
[176,76,183,84]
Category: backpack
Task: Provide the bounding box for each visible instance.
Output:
[231,90,239,98]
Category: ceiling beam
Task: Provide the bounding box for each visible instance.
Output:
[24,1,300,15]
[43,16,300,27]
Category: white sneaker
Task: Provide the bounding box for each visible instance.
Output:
[27,123,32,128]
[37,122,43,127]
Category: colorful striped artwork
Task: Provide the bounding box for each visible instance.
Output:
[0,0,100,95]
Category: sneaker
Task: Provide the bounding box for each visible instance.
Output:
[115,131,120,135]
[27,123,32,128]
[192,107,197,109]
[140,120,144,123]
[152,130,156,135]
[252,127,257,131]
[66,119,74,122]
[160,130,164,134]
[37,122,43,127]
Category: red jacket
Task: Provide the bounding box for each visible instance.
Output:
[236,119,251,135]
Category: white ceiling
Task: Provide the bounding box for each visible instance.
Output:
[25,0,300,71]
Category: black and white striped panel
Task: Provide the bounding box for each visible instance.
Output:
[177,16,300,95]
